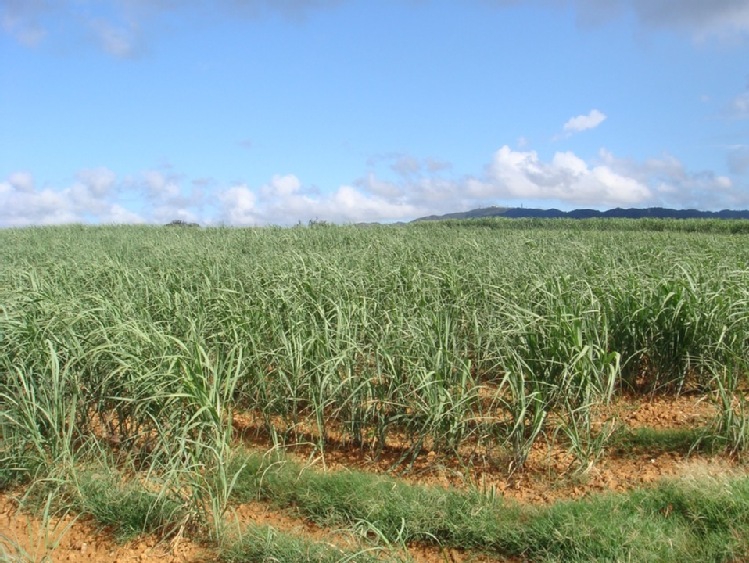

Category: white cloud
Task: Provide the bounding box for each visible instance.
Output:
[8,171,35,193]
[0,182,79,226]
[562,109,607,134]
[76,167,116,196]
[133,169,209,222]
[219,184,259,225]
[0,168,144,227]
[356,172,403,198]
[483,145,651,205]
[261,174,302,198]
[38,167,183,224]
[141,170,182,200]
[224,173,420,225]
[106,204,143,224]
[599,148,745,208]
[322,185,419,222]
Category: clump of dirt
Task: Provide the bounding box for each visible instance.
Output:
[617,392,716,429]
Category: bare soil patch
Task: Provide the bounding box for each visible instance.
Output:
[0,494,207,562]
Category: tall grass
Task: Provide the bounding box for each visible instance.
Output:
[1,220,748,492]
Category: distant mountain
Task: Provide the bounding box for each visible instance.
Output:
[414,207,749,222]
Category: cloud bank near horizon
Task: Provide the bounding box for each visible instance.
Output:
[1,146,741,227]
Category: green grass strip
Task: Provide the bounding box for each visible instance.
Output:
[228,450,749,561]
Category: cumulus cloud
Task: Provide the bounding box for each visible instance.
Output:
[0,167,155,226]
[477,145,651,206]
[0,169,143,226]
[105,204,144,224]
[356,173,403,199]
[131,169,207,223]
[598,148,742,208]
[261,173,302,198]
[219,184,259,225]
[0,166,204,226]
[562,109,607,134]
[141,170,182,200]
[216,173,420,225]
[76,167,117,196]
[8,171,35,193]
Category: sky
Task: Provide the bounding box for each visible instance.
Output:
[1,0,749,226]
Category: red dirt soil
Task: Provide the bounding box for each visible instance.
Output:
[0,494,207,562]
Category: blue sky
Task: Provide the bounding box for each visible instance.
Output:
[1,0,749,226]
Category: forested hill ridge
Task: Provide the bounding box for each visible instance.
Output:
[414,206,749,222]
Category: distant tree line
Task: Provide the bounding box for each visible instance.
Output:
[165,219,199,227]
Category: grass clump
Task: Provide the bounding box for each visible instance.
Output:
[220,524,388,563]
[59,469,188,542]
[12,466,196,549]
